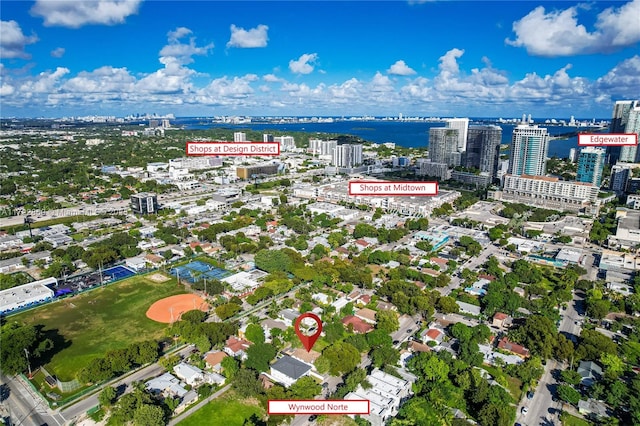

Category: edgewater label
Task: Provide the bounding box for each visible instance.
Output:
[349,180,438,196]
[186,142,280,156]
[578,133,637,146]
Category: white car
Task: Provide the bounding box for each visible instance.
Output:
[521,407,529,415]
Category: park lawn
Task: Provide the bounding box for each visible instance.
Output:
[11,273,185,381]
[560,412,592,426]
[178,394,264,426]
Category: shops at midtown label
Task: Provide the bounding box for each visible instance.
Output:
[186,142,280,156]
[349,180,438,196]
[578,133,637,147]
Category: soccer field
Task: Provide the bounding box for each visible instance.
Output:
[10,274,185,381]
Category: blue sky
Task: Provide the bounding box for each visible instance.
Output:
[1,0,639,118]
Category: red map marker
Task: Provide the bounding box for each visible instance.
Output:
[294,313,323,352]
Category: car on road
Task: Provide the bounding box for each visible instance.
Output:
[521,407,528,415]
[527,391,534,399]
[308,415,318,422]
[407,329,413,333]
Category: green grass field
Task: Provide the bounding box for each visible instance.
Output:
[10,274,185,381]
[178,395,264,426]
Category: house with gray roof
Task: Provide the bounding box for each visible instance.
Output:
[577,361,602,387]
[269,355,312,387]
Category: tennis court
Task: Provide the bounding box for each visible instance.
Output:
[169,261,231,283]
[102,265,136,281]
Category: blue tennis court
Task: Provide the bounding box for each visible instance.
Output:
[169,261,230,283]
[102,265,136,281]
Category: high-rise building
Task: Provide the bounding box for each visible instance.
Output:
[576,147,606,186]
[619,106,640,162]
[608,100,639,164]
[446,118,469,152]
[464,125,502,178]
[332,144,363,168]
[429,128,459,166]
[610,164,632,194]
[263,134,274,142]
[131,193,158,215]
[309,139,338,156]
[274,136,296,151]
[234,132,247,142]
[508,124,549,176]
[568,148,577,163]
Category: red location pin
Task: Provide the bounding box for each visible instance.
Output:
[294,313,323,352]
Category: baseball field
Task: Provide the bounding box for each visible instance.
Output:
[10,273,186,381]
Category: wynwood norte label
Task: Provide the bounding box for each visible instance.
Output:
[267,400,370,415]
[578,133,638,146]
[349,180,438,196]
[186,141,280,156]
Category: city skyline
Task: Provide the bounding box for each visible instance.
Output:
[1,0,639,118]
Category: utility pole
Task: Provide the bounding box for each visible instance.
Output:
[24,348,32,378]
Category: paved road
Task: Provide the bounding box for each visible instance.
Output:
[1,374,66,426]
[391,314,422,345]
[516,290,585,425]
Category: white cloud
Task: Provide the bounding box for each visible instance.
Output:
[0,83,15,96]
[289,53,318,74]
[160,27,214,66]
[263,74,284,83]
[51,47,66,58]
[31,0,142,28]
[227,24,269,48]
[387,60,416,76]
[507,0,640,57]
[595,55,640,95]
[0,20,38,59]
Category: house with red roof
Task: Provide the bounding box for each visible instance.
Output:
[497,337,529,358]
[492,312,512,329]
[341,315,374,334]
[224,337,252,360]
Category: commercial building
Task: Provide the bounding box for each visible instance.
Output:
[508,124,549,176]
[492,175,599,213]
[609,209,640,249]
[332,144,363,168]
[131,193,158,215]
[236,162,280,179]
[610,163,635,193]
[0,278,56,314]
[576,147,606,186]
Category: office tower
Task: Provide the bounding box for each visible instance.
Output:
[508,124,549,176]
[576,147,606,186]
[446,118,469,152]
[161,119,171,129]
[263,134,274,142]
[429,128,459,165]
[464,125,502,178]
[568,148,577,163]
[332,144,363,168]
[131,193,158,215]
[608,100,639,164]
[234,132,247,142]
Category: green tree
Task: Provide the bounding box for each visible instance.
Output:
[215,303,241,320]
[233,368,263,397]
[221,356,239,379]
[98,386,117,407]
[323,342,360,376]
[245,324,266,344]
[437,296,459,314]
[288,376,321,399]
[560,369,582,386]
[557,384,581,405]
[245,343,276,372]
[375,310,400,333]
[133,404,165,426]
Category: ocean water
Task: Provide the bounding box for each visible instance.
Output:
[178,118,602,159]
